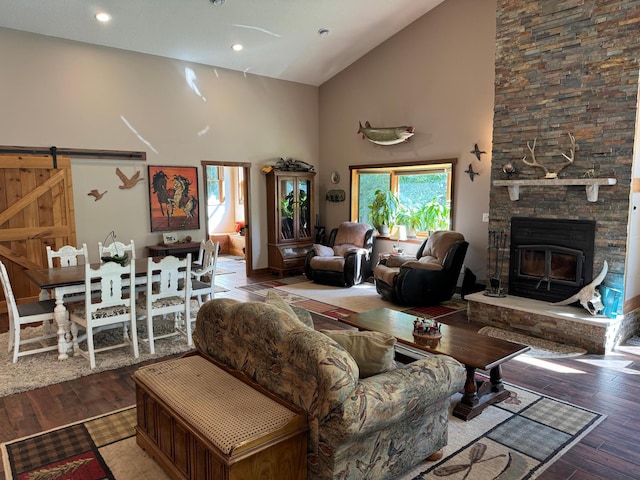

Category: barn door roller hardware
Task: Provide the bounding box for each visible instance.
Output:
[0,145,146,166]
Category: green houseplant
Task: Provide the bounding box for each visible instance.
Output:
[421,197,450,232]
[395,198,451,236]
[367,189,399,235]
[395,203,420,238]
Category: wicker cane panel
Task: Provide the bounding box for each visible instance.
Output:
[134,356,299,455]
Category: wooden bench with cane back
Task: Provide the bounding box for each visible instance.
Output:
[133,353,308,480]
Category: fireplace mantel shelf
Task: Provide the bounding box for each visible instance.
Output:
[493,178,616,202]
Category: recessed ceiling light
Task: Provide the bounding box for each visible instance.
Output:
[94,11,111,22]
[211,0,225,5]
[231,43,244,52]
[318,28,330,37]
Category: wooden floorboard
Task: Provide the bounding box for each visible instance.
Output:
[1,257,639,479]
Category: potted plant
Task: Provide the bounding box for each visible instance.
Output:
[396,203,421,238]
[421,197,450,232]
[367,189,399,235]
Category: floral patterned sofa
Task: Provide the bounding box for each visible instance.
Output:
[193,297,466,480]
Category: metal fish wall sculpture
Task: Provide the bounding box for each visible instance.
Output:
[358,121,414,145]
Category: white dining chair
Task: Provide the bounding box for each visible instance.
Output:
[98,239,136,263]
[0,260,58,363]
[43,243,91,307]
[191,240,219,307]
[46,243,89,268]
[193,239,206,267]
[69,260,139,369]
[137,254,191,353]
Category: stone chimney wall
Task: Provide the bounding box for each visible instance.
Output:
[489,0,640,291]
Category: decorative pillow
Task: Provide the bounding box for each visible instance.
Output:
[290,305,314,329]
[313,244,335,257]
[320,329,397,378]
[265,290,313,328]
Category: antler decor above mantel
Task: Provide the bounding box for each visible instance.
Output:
[495,132,616,202]
[522,133,575,179]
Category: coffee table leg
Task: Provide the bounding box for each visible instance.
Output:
[462,366,479,405]
[490,364,504,392]
[453,365,510,421]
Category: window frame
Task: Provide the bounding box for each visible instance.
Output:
[205,165,225,205]
[349,158,456,234]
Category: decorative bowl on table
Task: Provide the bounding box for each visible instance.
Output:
[412,317,442,345]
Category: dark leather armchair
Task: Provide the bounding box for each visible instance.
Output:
[373,231,469,306]
[304,222,374,287]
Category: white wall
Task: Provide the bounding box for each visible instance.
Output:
[318,0,497,281]
[0,28,318,267]
[626,71,640,305]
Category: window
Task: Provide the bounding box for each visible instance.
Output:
[238,168,244,204]
[205,165,224,205]
[350,159,455,235]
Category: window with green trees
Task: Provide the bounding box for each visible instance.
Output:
[350,160,455,235]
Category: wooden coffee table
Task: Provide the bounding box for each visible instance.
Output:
[340,308,530,420]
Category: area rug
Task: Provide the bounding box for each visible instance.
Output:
[0,319,195,398]
[478,326,587,359]
[1,384,604,480]
[238,277,467,321]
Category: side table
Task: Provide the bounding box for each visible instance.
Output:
[146,241,201,258]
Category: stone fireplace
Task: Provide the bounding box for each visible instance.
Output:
[465,0,640,353]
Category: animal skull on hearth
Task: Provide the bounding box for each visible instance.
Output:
[552,261,608,315]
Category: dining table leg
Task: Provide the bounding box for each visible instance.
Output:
[53,289,72,360]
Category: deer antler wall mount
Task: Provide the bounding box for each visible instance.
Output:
[522,133,575,179]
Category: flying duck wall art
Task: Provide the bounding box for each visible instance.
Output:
[358,121,415,145]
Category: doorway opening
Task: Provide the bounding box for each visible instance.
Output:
[201,161,252,277]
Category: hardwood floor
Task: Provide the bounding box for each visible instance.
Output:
[1,256,639,479]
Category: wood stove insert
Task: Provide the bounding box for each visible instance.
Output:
[509,217,596,303]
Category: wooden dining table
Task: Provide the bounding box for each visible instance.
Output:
[24,258,165,361]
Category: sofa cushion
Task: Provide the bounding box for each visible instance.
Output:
[320,329,397,378]
[265,290,313,328]
[399,258,444,271]
[373,264,400,286]
[309,256,345,271]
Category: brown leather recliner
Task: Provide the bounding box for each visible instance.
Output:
[374,231,469,306]
[304,222,374,287]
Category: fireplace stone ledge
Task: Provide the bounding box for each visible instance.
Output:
[466,292,622,354]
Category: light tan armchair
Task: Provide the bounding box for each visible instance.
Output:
[304,222,375,287]
[374,231,469,306]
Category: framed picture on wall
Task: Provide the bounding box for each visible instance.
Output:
[148,165,200,232]
[162,232,178,244]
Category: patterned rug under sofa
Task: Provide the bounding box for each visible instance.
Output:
[2,383,604,480]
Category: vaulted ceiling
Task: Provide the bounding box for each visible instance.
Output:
[0,0,445,86]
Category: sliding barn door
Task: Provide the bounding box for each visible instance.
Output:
[0,154,76,307]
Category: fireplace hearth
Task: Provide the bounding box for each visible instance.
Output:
[509,217,596,303]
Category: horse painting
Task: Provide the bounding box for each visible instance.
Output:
[149,167,199,231]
